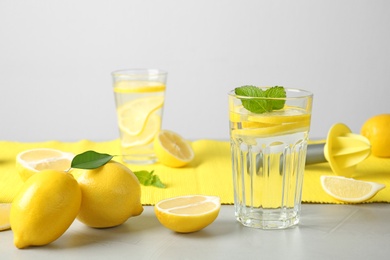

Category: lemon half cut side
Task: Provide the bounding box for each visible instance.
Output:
[16,148,74,181]
[154,130,194,167]
[154,195,221,233]
[320,175,385,203]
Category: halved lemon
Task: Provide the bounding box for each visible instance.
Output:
[0,203,11,231]
[153,130,194,167]
[117,96,164,136]
[16,148,74,181]
[154,195,221,233]
[320,175,385,203]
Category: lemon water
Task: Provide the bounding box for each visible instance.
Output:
[114,82,165,164]
[229,99,312,229]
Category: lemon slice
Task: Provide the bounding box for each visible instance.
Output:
[16,148,74,181]
[320,175,385,203]
[121,113,161,148]
[0,203,11,231]
[114,81,166,93]
[117,96,164,136]
[154,195,221,233]
[154,130,195,167]
[232,119,310,137]
[247,109,311,124]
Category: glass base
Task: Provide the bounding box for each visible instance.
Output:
[236,208,300,229]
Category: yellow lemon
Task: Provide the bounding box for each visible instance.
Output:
[16,148,74,181]
[154,195,221,233]
[0,203,12,231]
[361,114,390,157]
[10,170,81,249]
[72,161,143,228]
[320,175,385,203]
[154,130,194,167]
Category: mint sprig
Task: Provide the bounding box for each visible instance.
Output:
[134,170,166,188]
[70,150,165,188]
[234,85,286,113]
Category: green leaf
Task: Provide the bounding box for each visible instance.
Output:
[235,85,286,113]
[134,170,166,188]
[265,86,286,110]
[71,150,114,169]
[150,175,166,188]
[235,85,269,113]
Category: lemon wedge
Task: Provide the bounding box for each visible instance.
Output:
[320,175,385,203]
[0,203,11,231]
[16,148,74,181]
[154,195,221,233]
[154,130,194,167]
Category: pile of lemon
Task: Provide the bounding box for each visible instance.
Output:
[7,153,144,249]
[0,130,221,249]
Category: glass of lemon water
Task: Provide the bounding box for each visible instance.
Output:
[112,69,167,164]
[228,87,313,229]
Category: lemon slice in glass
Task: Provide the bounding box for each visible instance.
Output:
[117,96,164,136]
[121,113,161,148]
[154,195,221,233]
[320,175,385,203]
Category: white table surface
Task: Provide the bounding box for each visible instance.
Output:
[1,204,390,260]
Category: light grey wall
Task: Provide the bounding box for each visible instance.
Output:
[1,0,389,142]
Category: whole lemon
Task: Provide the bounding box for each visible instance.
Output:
[361,114,390,157]
[72,161,143,228]
[10,170,81,249]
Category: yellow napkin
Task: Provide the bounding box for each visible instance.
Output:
[1,140,389,205]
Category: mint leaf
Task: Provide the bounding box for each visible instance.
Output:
[150,175,166,188]
[235,85,264,97]
[235,85,270,113]
[134,170,166,188]
[234,85,286,113]
[71,150,114,169]
[265,86,286,110]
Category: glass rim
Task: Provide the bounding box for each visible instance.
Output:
[228,87,313,100]
[111,68,167,77]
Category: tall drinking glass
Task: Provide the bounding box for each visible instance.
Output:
[228,87,313,229]
[112,69,167,164]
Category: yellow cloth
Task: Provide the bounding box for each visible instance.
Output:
[1,140,389,205]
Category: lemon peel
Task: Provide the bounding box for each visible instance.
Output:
[361,114,390,158]
[154,195,221,233]
[10,170,81,249]
[72,161,143,228]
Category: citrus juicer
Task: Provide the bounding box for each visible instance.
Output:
[306,123,372,177]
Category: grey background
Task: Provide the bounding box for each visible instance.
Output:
[1,0,389,142]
